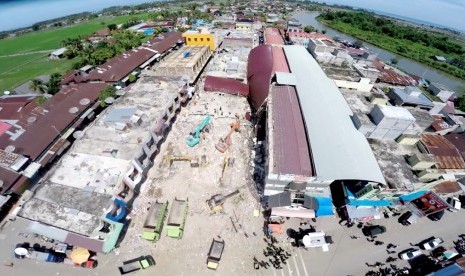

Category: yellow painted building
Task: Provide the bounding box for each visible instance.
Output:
[182,29,215,51]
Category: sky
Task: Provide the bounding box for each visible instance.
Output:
[314,0,465,33]
[0,0,154,32]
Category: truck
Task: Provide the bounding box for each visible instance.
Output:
[300,231,332,252]
[166,198,189,239]
[207,239,225,270]
[118,255,155,275]
[141,201,168,242]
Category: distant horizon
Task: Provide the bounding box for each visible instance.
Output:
[313,0,465,34]
[0,0,157,32]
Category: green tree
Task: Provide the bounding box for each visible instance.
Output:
[32,24,40,31]
[107,24,117,31]
[457,94,465,112]
[303,26,315,33]
[99,86,117,107]
[47,73,62,95]
[353,40,363,49]
[29,79,47,94]
[35,96,47,105]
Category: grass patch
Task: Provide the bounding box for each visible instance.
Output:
[319,19,465,80]
[0,12,155,92]
[0,55,75,92]
[0,13,152,56]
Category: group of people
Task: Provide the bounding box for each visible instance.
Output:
[254,236,291,270]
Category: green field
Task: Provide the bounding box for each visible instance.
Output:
[0,12,152,92]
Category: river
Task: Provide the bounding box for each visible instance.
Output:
[293,12,465,92]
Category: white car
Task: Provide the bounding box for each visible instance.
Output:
[399,249,423,260]
[420,237,444,250]
[447,197,461,212]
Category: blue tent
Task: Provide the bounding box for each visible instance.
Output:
[315,197,334,217]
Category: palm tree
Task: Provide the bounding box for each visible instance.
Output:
[29,79,47,94]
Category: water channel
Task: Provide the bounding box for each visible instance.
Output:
[293,12,465,92]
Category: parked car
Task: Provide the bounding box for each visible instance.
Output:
[447,197,461,212]
[362,225,386,236]
[398,211,419,226]
[399,248,423,260]
[427,210,445,221]
[458,195,465,208]
[118,255,155,275]
[420,237,444,250]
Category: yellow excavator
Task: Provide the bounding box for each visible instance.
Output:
[206,190,240,214]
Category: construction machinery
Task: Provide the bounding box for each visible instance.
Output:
[215,117,240,153]
[206,190,240,214]
[162,154,207,168]
[219,157,235,186]
[186,115,211,147]
[166,197,189,239]
[207,239,225,270]
[141,201,168,242]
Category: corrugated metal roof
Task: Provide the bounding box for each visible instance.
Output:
[65,232,105,253]
[445,133,465,156]
[271,47,289,73]
[283,45,385,184]
[204,76,249,96]
[0,83,108,160]
[0,167,21,194]
[420,134,465,169]
[264,27,284,45]
[270,86,313,177]
[247,45,273,110]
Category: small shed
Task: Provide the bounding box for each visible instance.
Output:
[49,47,67,60]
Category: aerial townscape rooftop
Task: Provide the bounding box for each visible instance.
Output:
[1,1,465,275]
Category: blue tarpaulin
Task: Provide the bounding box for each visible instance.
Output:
[399,190,427,202]
[349,199,393,207]
[315,197,334,217]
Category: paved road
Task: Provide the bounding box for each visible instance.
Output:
[259,210,465,276]
[1,208,464,276]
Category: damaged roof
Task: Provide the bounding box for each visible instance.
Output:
[420,133,465,169]
[270,85,313,177]
[204,76,249,96]
[247,45,273,110]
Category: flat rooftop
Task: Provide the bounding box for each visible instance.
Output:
[369,139,418,190]
[206,47,250,80]
[20,75,187,235]
[158,46,209,69]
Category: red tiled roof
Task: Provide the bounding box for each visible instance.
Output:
[0,121,11,135]
[264,27,284,45]
[86,48,156,83]
[0,167,21,194]
[444,133,465,160]
[94,28,110,37]
[146,31,183,54]
[204,76,249,96]
[63,32,182,85]
[271,47,289,73]
[247,45,273,110]
[0,95,38,120]
[420,133,465,169]
[373,59,418,86]
[431,115,452,131]
[0,83,108,160]
[271,86,313,177]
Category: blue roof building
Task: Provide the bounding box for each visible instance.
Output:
[389,86,434,110]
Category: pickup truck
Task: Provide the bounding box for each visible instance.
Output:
[118,255,155,275]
